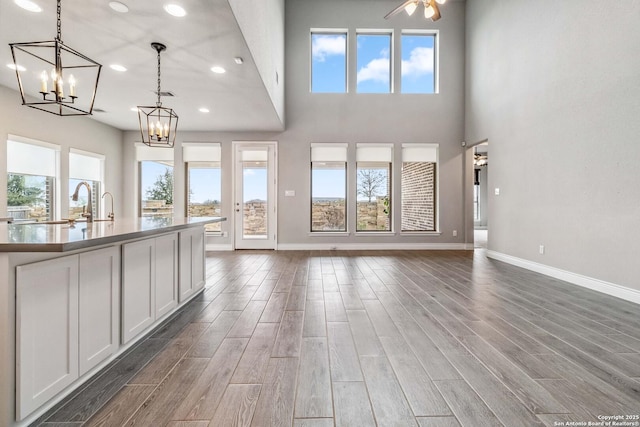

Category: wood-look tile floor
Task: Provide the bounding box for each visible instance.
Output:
[34,250,640,427]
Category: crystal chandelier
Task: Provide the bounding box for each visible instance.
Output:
[137,42,178,148]
[9,0,102,116]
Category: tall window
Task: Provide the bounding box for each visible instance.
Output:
[311,31,347,93]
[401,32,436,94]
[184,143,222,233]
[68,150,104,220]
[401,144,438,231]
[6,138,59,222]
[311,144,347,232]
[356,33,392,93]
[137,145,174,218]
[356,144,392,232]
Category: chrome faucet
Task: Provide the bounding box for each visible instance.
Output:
[71,181,93,223]
[102,192,115,221]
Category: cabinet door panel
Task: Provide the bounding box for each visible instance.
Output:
[155,233,178,318]
[79,246,120,375]
[16,255,79,420]
[122,239,155,343]
[179,227,205,303]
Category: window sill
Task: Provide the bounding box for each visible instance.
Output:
[308,232,350,237]
[355,231,396,237]
[205,232,223,237]
[400,231,442,236]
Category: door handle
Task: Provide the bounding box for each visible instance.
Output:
[235,209,240,212]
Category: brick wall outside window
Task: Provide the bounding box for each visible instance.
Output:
[402,162,435,231]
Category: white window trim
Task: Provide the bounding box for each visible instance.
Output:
[355,29,394,94]
[310,28,349,93]
[401,142,440,233]
[400,30,439,94]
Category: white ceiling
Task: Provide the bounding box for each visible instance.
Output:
[0,0,284,132]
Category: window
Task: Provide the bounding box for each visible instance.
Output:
[136,144,174,218]
[311,31,347,93]
[68,150,104,220]
[311,144,347,232]
[401,33,436,93]
[184,143,222,233]
[401,144,438,231]
[6,138,59,222]
[356,144,392,232]
[356,33,392,93]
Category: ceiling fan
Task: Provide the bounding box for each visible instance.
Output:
[385,0,447,21]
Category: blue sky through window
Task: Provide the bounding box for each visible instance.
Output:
[243,167,267,202]
[312,167,346,200]
[311,33,346,92]
[401,34,435,93]
[356,34,391,93]
[189,167,221,203]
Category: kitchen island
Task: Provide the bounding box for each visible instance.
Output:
[0,217,225,427]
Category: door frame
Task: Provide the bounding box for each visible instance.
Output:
[232,141,278,250]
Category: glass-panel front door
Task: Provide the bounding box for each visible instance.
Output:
[234,142,277,249]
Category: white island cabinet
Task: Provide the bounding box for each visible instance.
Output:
[16,246,120,420]
[0,216,224,426]
[179,226,205,302]
[122,233,178,344]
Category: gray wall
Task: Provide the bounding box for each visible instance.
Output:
[0,85,124,219]
[279,0,467,247]
[121,0,467,248]
[465,0,640,289]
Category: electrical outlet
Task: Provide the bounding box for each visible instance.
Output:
[453,230,457,237]
[539,245,545,255]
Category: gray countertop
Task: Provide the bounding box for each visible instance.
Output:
[0,217,226,252]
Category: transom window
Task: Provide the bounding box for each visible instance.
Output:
[356,32,392,93]
[311,31,347,93]
[401,33,437,93]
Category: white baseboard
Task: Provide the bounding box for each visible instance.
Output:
[277,243,473,251]
[486,250,640,305]
[206,244,234,251]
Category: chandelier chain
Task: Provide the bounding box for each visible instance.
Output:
[157,49,162,106]
[56,0,62,41]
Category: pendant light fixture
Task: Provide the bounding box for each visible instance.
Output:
[9,0,102,116]
[137,42,178,148]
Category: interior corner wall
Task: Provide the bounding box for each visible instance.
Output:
[465,1,640,290]
[0,85,124,219]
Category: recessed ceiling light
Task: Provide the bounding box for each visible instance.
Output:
[108,1,129,13]
[210,66,226,74]
[199,107,210,113]
[130,107,139,112]
[14,0,42,12]
[110,64,127,72]
[164,4,186,17]
[7,63,26,71]
[234,57,244,65]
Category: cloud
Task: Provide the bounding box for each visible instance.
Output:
[401,46,434,77]
[312,35,346,62]
[357,57,390,84]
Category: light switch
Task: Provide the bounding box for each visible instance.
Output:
[494,188,500,196]
[285,190,295,197]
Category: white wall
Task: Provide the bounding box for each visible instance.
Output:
[0,85,124,219]
[465,1,640,290]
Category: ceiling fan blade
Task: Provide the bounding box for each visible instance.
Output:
[430,0,441,21]
[384,0,416,19]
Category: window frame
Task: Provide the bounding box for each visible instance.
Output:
[355,29,394,94]
[68,148,105,220]
[400,30,439,94]
[310,28,349,94]
[400,143,440,234]
[310,143,348,233]
[6,135,61,222]
[355,144,394,233]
